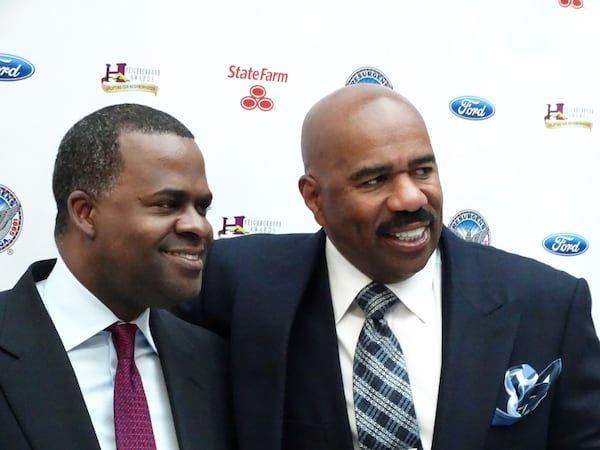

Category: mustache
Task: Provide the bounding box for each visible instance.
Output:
[378,208,434,233]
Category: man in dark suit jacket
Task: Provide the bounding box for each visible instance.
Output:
[176,84,600,450]
[0,104,234,449]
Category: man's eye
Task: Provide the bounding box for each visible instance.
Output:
[196,205,211,216]
[156,201,177,209]
[414,167,433,177]
[365,175,385,186]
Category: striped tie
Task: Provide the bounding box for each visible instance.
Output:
[353,282,421,450]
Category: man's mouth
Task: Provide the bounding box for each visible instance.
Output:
[164,251,201,261]
[391,226,426,241]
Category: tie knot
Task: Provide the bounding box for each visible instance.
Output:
[355,282,399,320]
[109,323,137,360]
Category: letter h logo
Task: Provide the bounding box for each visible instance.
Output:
[102,63,127,82]
[545,103,564,120]
[220,216,246,236]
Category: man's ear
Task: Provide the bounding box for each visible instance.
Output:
[67,190,97,238]
[298,174,327,227]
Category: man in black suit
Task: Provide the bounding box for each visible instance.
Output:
[0,104,234,449]
[176,83,600,450]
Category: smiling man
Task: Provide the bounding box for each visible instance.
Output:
[175,84,600,450]
[0,104,234,449]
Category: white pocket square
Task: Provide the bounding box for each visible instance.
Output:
[492,358,562,426]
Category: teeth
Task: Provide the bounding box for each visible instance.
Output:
[168,252,200,261]
[393,227,425,241]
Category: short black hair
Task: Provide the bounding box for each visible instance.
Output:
[52,103,194,235]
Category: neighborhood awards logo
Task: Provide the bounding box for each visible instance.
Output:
[101,62,160,95]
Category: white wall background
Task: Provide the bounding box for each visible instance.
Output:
[2,0,599,325]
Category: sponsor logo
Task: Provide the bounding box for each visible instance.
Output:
[101,62,160,95]
[244,217,282,234]
[0,184,24,254]
[241,85,274,111]
[449,96,495,121]
[559,0,583,8]
[345,66,393,88]
[218,216,249,239]
[228,65,288,83]
[218,215,283,238]
[228,65,287,111]
[0,53,35,81]
[448,209,490,245]
[544,102,593,130]
[542,233,588,256]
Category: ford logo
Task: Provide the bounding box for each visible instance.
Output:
[0,53,35,81]
[449,96,495,120]
[542,233,589,256]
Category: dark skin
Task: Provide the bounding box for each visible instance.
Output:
[299,84,444,284]
[56,131,214,321]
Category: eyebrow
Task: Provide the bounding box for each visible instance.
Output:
[349,164,393,182]
[349,153,437,182]
[152,189,213,207]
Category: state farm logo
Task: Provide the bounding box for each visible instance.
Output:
[228,64,288,112]
[559,0,583,8]
[241,85,274,111]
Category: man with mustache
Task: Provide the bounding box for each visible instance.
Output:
[176,84,600,449]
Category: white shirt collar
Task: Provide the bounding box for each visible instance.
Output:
[326,237,440,325]
[36,255,157,353]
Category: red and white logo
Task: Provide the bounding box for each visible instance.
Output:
[240,85,274,111]
[559,0,583,8]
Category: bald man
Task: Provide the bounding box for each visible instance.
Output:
[175,84,600,450]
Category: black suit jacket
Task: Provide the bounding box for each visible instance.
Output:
[0,259,235,450]
[177,227,600,450]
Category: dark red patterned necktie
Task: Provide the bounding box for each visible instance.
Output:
[109,323,157,450]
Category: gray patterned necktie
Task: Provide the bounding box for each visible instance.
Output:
[353,282,421,450]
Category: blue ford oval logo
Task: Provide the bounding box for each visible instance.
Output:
[449,96,495,120]
[0,53,35,81]
[542,233,588,256]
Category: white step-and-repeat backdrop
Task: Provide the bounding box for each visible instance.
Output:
[2,0,599,325]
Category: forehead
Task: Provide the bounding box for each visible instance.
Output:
[118,131,202,166]
[323,99,433,169]
[116,131,207,187]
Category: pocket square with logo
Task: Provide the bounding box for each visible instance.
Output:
[492,358,562,426]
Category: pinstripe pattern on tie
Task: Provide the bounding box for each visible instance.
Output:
[353,282,421,450]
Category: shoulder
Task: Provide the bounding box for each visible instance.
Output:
[207,231,324,266]
[211,232,319,252]
[441,228,586,299]
[0,259,56,303]
[151,309,228,353]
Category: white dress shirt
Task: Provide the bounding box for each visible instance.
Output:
[326,238,442,450]
[36,256,179,450]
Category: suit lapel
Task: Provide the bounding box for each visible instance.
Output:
[431,230,521,450]
[232,231,330,450]
[150,310,221,450]
[0,261,100,450]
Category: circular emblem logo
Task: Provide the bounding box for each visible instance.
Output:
[448,209,490,245]
[0,184,24,254]
[345,66,393,89]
